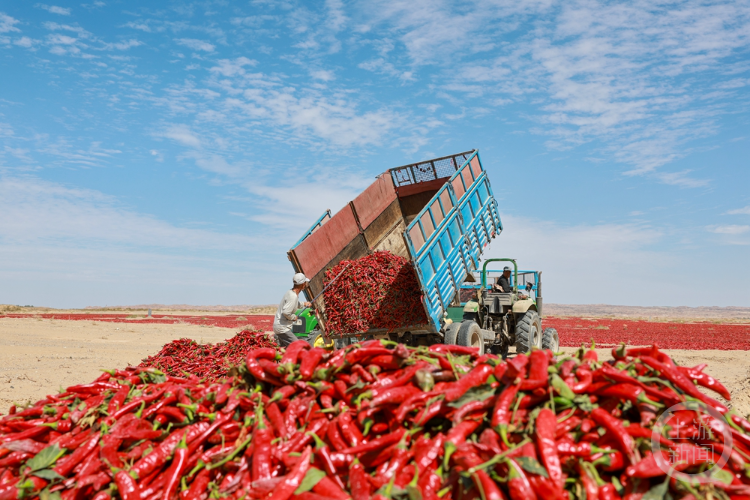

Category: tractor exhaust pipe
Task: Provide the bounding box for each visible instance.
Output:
[536,271,543,318]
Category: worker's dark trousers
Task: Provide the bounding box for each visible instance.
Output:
[273,326,297,348]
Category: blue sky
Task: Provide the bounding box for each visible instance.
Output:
[0,0,748,308]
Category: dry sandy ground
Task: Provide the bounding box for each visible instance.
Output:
[0,318,249,413]
[1,318,748,418]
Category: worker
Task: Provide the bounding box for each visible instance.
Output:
[273,273,312,348]
[518,282,534,300]
[494,266,512,292]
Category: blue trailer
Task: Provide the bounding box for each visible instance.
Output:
[287,150,555,354]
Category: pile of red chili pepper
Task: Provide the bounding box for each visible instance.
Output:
[138,330,276,382]
[2,340,750,500]
[323,251,428,335]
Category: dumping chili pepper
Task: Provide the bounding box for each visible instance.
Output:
[323,252,428,334]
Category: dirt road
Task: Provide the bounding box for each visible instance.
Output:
[1,318,749,418]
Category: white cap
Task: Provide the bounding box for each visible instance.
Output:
[293,273,310,285]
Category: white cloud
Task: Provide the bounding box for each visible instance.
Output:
[108,39,142,50]
[175,38,215,52]
[311,69,335,81]
[325,0,347,32]
[0,176,259,251]
[249,91,400,147]
[716,78,750,89]
[149,150,164,162]
[123,21,152,32]
[726,206,750,215]
[708,225,750,235]
[37,140,120,168]
[184,152,250,177]
[366,0,750,184]
[201,60,406,147]
[242,175,371,231]
[0,122,13,137]
[43,22,91,38]
[0,175,283,306]
[48,34,77,45]
[159,124,202,148]
[38,4,71,15]
[361,0,502,64]
[13,37,35,48]
[656,170,709,188]
[209,57,256,77]
[0,12,20,33]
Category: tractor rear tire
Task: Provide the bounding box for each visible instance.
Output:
[542,327,559,352]
[515,310,542,354]
[444,322,461,345]
[457,321,485,355]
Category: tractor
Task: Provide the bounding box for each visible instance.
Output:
[445,258,559,358]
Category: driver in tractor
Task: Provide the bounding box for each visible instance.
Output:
[273,273,312,348]
[493,266,512,292]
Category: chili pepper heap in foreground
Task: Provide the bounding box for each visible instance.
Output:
[0,339,748,500]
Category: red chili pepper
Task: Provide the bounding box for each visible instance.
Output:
[446,418,481,446]
[300,348,326,380]
[676,365,731,400]
[598,483,621,500]
[185,468,211,500]
[369,385,421,408]
[578,461,599,500]
[443,363,494,402]
[281,339,309,365]
[520,349,549,391]
[131,421,208,479]
[491,380,520,431]
[349,459,372,500]
[339,428,405,455]
[640,356,727,412]
[453,396,497,425]
[453,448,504,500]
[266,446,312,500]
[506,457,538,500]
[162,433,188,499]
[535,408,564,495]
[248,407,273,482]
[556,436,591,457]
[107,385,129,414]
[326,417,349,451]
[114,470,140,500]
[590,407,637,464]
[393,390,437,423]
[311,474,349,500]
[337,410,364,447]
[54,431,100,477]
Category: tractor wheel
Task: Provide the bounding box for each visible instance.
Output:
[457,321,485,355]
[307,330,333,349]
[542,327,559,352]
[515,310,542,354]
[444,322,461,345]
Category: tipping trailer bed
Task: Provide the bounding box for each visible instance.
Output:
[287,149,502,338]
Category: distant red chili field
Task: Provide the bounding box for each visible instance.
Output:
[543,317,750,350]
[1,313,274,332]
[3,313,749,350]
